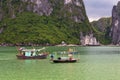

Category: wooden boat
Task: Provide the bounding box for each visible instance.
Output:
[51,48,79,63]
[16,47,48,59]
[53,59,77,63]
[52,56,77,63]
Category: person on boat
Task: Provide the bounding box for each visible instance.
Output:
[58,57,61,60]
[68,48,73,60]
[18,47,24,55]
[50,54,54,60]
[68,48,73,54]
[68,53,73,60]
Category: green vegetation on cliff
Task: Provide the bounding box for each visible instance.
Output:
[0,0,91,45]
[0,12,90,45]
[91,17,112,44]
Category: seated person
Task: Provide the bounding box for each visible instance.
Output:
[58,57,61,60]
[68,53,73,60]
[50,54,54,60]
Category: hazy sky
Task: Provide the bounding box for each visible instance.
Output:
[84,0,119,22]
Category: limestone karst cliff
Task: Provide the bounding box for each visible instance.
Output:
[110,1,120,45]
[80,33,100,46]
[0,0,92,45]
[0,0,88,22]
[91,18,112,33]
[91,17,112,45]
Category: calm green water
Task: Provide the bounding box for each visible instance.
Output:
[0,46,120,80]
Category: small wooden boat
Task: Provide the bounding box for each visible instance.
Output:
[53,59,77,63]
[16,47,48,59]
[51,48,79,63]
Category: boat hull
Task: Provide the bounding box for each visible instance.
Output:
[53,59,77,63]
[16,55,47,59]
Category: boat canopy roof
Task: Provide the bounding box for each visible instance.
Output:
[22,49,36,52]
[21,47,45,52]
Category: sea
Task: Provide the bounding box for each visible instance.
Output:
[0,46,120,80]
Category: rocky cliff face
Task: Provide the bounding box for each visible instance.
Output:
[61,0,87,22]
[0,0,53,20]
[91,18,112,33]
[25,0,87,22]
[23,0,53,16]
[0,0,91,45]
[111,1,120,45]
[80,33,100,46]
[0,0,88,23]
[90,17,112,45]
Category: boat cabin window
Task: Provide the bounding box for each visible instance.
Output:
[25,51,32,56]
